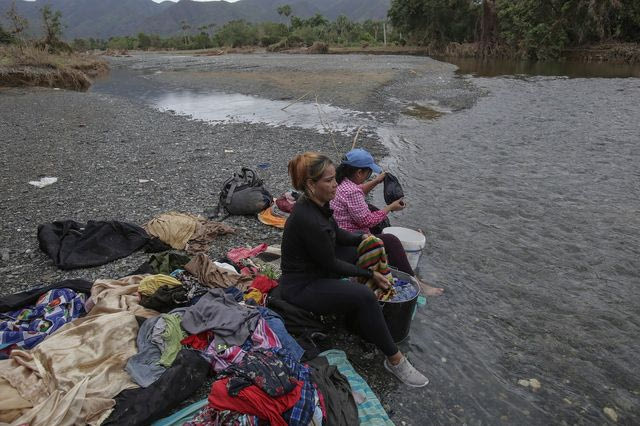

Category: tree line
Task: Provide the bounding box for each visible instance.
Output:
[2,3,400,52]
[3,1,638,60]
[70,13,400,52]
[388,0,640,59]
[1,2,67,52]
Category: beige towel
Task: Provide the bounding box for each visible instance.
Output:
[0,311,139,426]
[185,253,253,291]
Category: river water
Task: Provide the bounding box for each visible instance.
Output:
[93,57,640,424]
[377,72,640,425]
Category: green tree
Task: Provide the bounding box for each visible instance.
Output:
[213,20,258,47]
[180,20,191,45]
[41,5,68,52]
[363,19,383,42]
[277,4,292,26]
[71,38,88,51]
[257,21,288,46]
[5,0,28,41]
[137,32,151,50]
[388,0,479,46]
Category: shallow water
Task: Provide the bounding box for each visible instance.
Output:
[93,59,640,424]
[154,91,368,132]
[377,75,640,424]
[440,56,640,78]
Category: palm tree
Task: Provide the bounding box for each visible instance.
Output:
[276,4,292,26]
[207,23,216,37]
[180,20,191,45]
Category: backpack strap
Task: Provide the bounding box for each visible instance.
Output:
[225,181,239,206]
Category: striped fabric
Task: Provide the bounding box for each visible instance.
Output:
[205,318,282,372]
[356,236,396,301]
[320,350,395,426]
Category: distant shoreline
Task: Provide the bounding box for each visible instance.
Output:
[120,42,640,65]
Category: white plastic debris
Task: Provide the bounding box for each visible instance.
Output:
[224,149,234,153]
[28,177,58,188]
[138,179,155,183]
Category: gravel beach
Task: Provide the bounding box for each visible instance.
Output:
[0,69,402,420]
[0,84,388,286]
[1,52,468,294]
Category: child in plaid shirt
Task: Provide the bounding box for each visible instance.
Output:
[332,149,444,297]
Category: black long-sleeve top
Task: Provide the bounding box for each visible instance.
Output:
[281,196,373,279]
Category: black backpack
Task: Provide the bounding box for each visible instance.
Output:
[215,168,273,217]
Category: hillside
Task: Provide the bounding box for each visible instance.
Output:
[0,0,391,39]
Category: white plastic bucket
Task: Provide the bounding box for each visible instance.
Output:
[382,226,426,271]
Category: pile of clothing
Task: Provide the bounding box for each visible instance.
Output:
[0,212,395,425]
[258,191,300,229]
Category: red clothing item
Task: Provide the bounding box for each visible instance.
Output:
[209,377,303,426]
[251,275,278,294]
[180,330,213,351]
[227,243,268,263]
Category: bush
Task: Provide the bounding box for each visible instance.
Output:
[214,20,258,47]
[291,26,316,46]
[286,34,304,46]
[0,24,14,44]
[260,35,281,47]
[267,38,288,52]
[308,41,328,53]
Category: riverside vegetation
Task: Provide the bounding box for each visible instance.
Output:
[72,0,640,63]
[1,0,639,91]
[0,4,107,90]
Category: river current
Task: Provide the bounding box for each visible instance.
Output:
[377,74,640,425]
[94,57,640,424]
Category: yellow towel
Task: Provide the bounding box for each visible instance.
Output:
[138,274,182,296]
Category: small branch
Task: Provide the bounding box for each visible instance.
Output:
[351,125,363,150]
[315,94,339,157]
[281,90,313,111]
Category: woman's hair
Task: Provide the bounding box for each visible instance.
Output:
[288,152,333,192]
[335,162,363,184]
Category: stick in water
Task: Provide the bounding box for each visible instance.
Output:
[281,90,313,111]
[351,125,363,150]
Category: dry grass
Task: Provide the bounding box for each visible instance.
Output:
[0,44,109,90]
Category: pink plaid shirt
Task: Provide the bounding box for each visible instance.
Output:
[330,178,387,233]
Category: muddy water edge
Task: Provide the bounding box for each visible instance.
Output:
[92,53,640,425]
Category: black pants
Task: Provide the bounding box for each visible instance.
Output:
[280,275,398,356]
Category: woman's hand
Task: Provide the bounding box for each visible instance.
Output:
[384,198,406,213]
[372,271,391,290]
[373,171,386,185]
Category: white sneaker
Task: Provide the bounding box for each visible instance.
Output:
[384,357,429,387]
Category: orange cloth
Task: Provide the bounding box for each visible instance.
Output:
[258,206,286,229]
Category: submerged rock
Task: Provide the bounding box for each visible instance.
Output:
[603,407,618,422]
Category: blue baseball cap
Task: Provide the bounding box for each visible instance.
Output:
[342,148,382,173]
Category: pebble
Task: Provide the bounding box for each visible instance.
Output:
[603,407,618,422]
[518,378,541,391]
[529,378,541,391]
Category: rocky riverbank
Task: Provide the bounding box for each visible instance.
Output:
[0,82,407,420]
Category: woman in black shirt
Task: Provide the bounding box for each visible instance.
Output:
[280,152,429,387]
